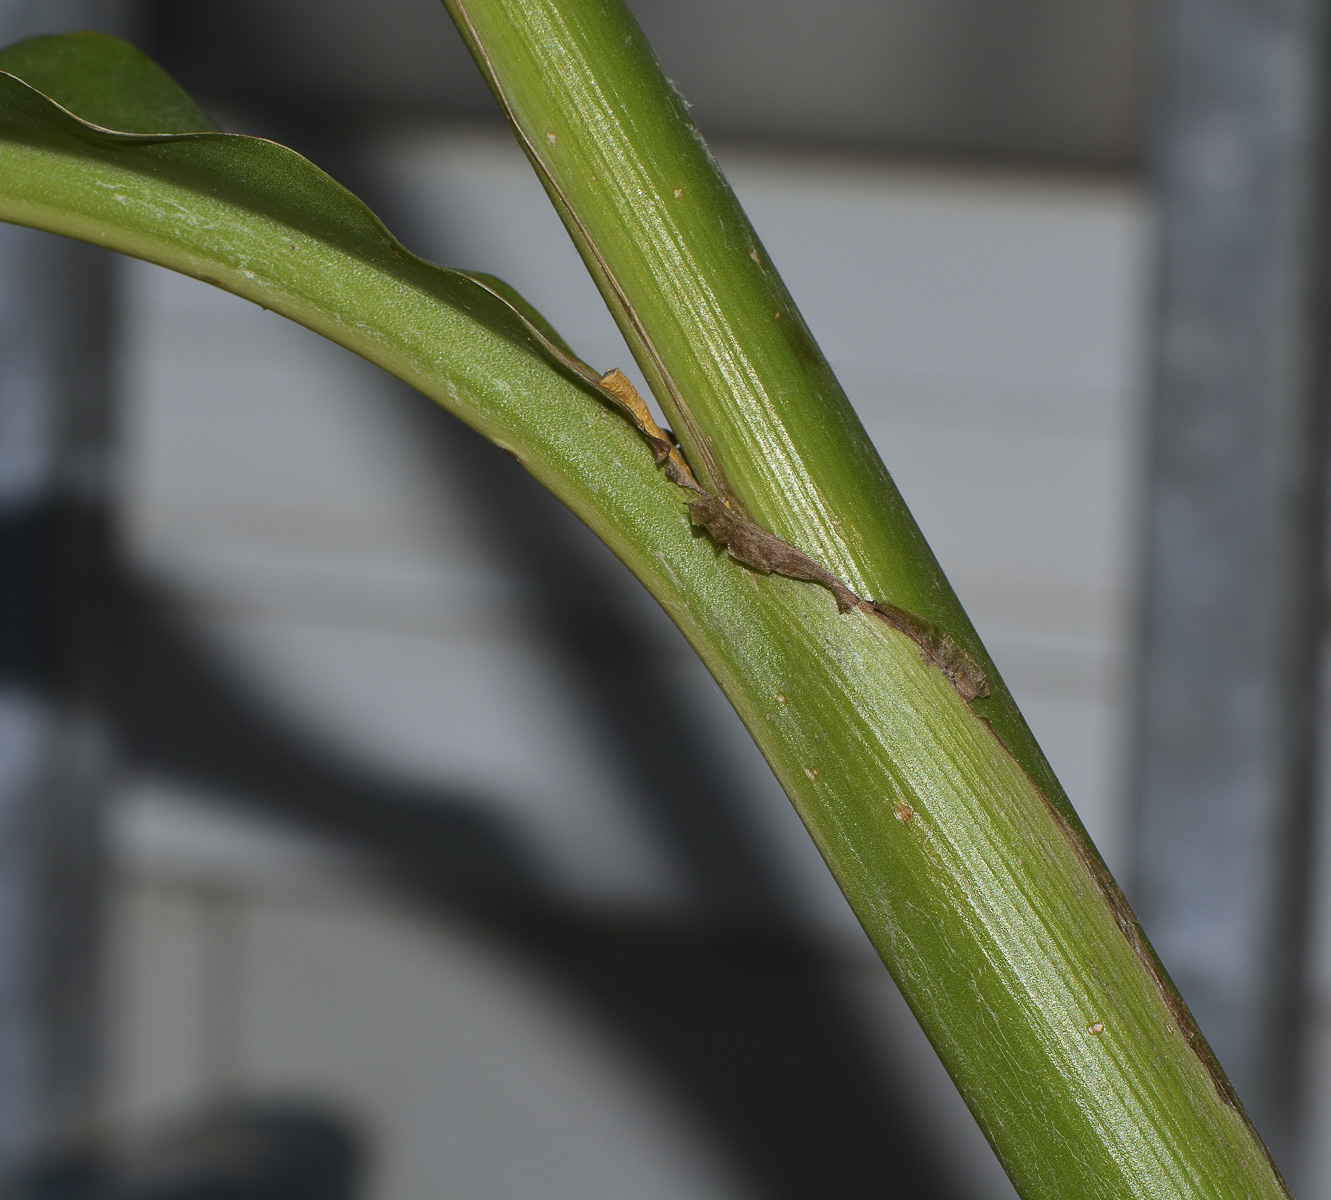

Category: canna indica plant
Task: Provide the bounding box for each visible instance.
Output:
[0,6,1292,1198]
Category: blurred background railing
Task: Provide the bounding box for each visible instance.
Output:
[3,0,1331,1196]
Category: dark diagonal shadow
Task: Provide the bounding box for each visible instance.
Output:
[116,543,976,1198]
[115,578,548,904]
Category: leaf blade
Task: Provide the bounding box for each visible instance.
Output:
[0,31,218,133]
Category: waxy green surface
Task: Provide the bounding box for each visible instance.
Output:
[0,28,1289,1198]
[440,0,1076,837]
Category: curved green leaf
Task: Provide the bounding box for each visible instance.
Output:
[0,32,620,410]
[0,31,218,133]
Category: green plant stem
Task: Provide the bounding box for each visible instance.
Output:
[443,0,1063,821]
[438,2,1290,1196]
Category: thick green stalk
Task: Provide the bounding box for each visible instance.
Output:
[443,0,1064,822]
[438,2,1289,1196]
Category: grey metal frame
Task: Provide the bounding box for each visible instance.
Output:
[0,0,126,1171]
[1133,0,1331,1159]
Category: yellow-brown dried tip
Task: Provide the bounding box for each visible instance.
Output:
[598,369,701,490]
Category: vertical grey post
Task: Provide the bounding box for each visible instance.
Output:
[1134,0,1330,1153]
[0,0,125,1173]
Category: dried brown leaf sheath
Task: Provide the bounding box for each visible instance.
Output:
[686,496,988,700]
[869,601,990,701]
[597,372,988,702]
[687,493,859,612]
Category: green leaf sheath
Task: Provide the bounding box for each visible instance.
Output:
[0,29,1288,1199]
